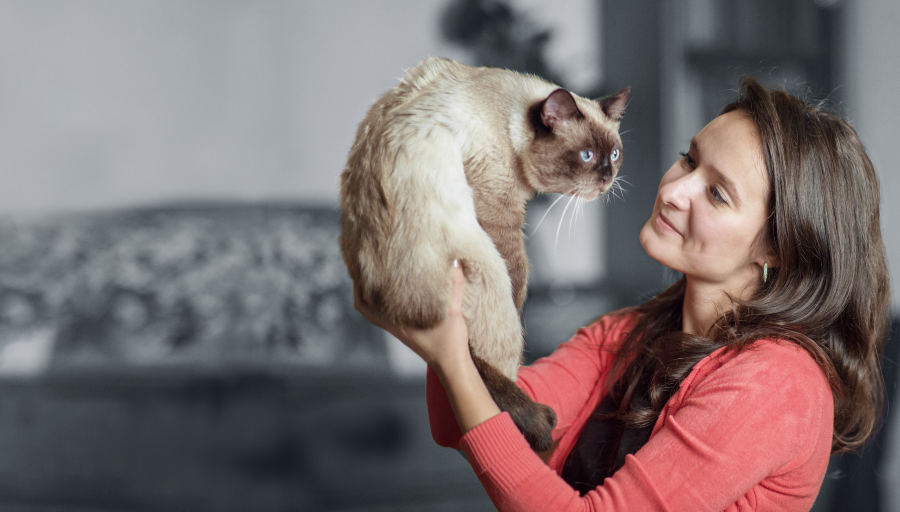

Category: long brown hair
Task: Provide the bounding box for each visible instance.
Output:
[606,76,890,453]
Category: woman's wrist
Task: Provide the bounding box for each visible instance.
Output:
[432,348,502,434]
[429,343,474,381]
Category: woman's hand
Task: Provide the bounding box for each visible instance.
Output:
[353,260,471,371]
[354,260,502,434]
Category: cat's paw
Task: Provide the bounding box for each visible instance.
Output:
[470,354,558,452]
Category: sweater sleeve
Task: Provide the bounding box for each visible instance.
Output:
[458,342,833,512]
[427,313,632,449]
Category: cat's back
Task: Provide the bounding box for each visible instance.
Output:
[362,58,551,134]
[357,58,470,125]
[396,57,472,98]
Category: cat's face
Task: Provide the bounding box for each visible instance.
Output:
[522,87,629,200]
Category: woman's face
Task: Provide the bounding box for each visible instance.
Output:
[640,111,772,296]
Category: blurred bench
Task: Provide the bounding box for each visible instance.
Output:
[0,203,492,511]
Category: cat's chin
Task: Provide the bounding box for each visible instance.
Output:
[576,185,611,202]
[582,189,606,201]
[539,184,608,201]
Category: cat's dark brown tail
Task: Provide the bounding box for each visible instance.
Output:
[471,353,557,453]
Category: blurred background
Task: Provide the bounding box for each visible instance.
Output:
[0,0,897,510]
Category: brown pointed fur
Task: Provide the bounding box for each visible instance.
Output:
[340,58,628,451]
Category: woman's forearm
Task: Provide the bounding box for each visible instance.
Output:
[431,352,502,434]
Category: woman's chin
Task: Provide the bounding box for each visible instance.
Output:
[639,222,659,257]
[640,225,681,272]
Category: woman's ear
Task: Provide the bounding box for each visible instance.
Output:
[764,249,780,270]
[756,250,779,277]
[752,242,779,282]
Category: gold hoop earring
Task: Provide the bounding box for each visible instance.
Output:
[763,263,768,284]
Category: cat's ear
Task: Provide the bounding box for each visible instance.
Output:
[541,89,581,129]
[598,86,631,122]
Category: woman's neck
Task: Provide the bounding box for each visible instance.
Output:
[681,279,751,336]
[681,285,716,336]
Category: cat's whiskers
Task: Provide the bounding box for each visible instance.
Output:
[568,194,579,240]
[614,174,632,189]
[578,193,586,230]
[527,187,577,238]
[615,179,627,201]
[604,174,628,203]
[569,191,587,239]
[578,192,587,221]
[611,184,622,203]
[555,193,578,253]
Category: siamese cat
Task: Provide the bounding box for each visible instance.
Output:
[340,57,628,452]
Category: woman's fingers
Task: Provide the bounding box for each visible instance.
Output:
[448,259,466,317]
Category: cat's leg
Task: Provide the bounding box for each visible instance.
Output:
[449,211,557,453]
[471,353,557,452]
[449,220,523,380]
[479,220,530,311]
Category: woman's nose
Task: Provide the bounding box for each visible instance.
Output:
[660,172,702,210]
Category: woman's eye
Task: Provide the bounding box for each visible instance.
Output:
[679,151,696,168]
[710,186,728,205]
[610,148,620,162]
[580,150,594,162]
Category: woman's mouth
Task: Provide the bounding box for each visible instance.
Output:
[656,212,682,236]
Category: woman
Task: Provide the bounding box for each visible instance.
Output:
[355,77,890,510]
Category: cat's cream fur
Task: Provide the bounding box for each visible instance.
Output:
[340,58,627,449]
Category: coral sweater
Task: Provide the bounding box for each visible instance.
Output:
[426,313,833,511]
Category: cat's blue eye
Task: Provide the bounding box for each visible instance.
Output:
[580,150,594,162]
[610,148,620,162]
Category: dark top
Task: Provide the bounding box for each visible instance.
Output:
[560,365,655,496]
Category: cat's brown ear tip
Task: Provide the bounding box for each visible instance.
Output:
[599,86,631,122]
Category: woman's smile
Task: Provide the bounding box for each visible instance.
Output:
[654,211,682,236]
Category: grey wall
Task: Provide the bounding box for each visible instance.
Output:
[845,0,900,314]
[0,0,464,214]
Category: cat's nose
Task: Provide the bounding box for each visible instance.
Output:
[599,166,615,184]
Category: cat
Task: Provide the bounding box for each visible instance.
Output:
[340,57,628,452]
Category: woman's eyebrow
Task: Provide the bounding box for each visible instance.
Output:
[691,139,741,206]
